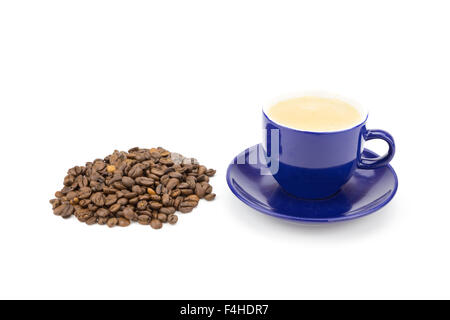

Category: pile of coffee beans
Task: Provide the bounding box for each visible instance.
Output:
[49,147,216,229]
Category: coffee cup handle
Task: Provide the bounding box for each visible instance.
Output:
[358,129,395,169]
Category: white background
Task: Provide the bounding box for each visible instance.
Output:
[0,0,449,300]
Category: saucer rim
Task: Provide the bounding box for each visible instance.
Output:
[226,145,398,223]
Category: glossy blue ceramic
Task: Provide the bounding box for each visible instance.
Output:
[263,110,395,199]
[226,145,398,223]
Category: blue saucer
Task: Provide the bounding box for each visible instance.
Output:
[226,144,398,223]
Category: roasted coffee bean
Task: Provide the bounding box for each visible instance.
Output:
[118,218,131,227]
[140,210,152,217]
[79,199,91,207]
[149,194,161,201]
[61,186,74,194]
[123,192,138,199]
[137,200,148,210]
[66,191,78,201]
[186,176,196,189]
[98,217,108,225]
[160,175,170,185]
[64,175,75,186]
[78,215,89,223]
[78,187,92,199]
[164,167,175,175]
[113,181,127,190]
[116,191,124,198]
[132,185,144,194]
[103,186,117,194]
[150,219,163,229]
[138,215,150,225]
[180,201,198,208]
[150,168,165,176]
[86,217,97,225]
[166,178,179,191]
[167,214,178,225]
[50,147,215,229]
[107,217,118,227]
[90,171,105,183]
[135,153,150,162]
[181,189,194,196]
[96,208,110,218]
[137,193,150,201]
[123,207,137,220]
[88,203,98,212]
[93,161,106,172]
[179,207,193,214]
[170,189,181,198]
[185,194,199,202]
[161,194,170,206]
[157,213,168,222]
[129,197,139,205]
[198,165,206,175]
[204,193,216,201]
[109,203,121,213]
[168,171,183,179]
[55,191,64,198]
[195,183,206,198]
[90,180,104,192]
[76,175,89,188]
[150,150,161,160]
[128,164,144,178]
[200,181,210,189]
[53,204,70,216]
[121,176,135,188]
[174,196,183,209]
[61,205,74,218]
[149,201,163,210]
[135,177,154,187]
[159,157,173,166]
[109,174,123,185]
[75,208,90,217]
[155,184,164,195]
[160,207,176,215]
[105,194,117,206]
[49,199,61,209]
[91,192,105,206]
[146,173,159,181]
[67,167,78,176]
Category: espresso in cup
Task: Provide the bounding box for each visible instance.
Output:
[267,96,362,132]
[263,93,395,199]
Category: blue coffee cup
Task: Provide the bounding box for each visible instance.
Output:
[262,93,395,199]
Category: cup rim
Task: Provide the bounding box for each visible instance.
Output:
[262,91,369,134]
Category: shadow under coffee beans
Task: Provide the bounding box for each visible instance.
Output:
[49,147,216,229]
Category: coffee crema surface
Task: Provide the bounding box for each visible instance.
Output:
[267,96,363,132]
